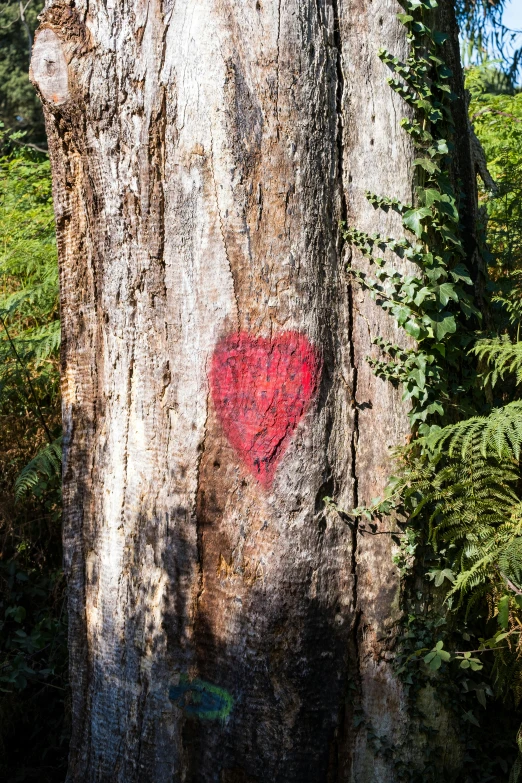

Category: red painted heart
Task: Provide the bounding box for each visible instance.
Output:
[210,331,321,487]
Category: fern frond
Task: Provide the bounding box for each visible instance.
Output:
[500,537,522,590]
[492,271,522,329]
[473,335,522,388]
[424,401,522,460]
[20,321,61,363]
[15,436,62,501]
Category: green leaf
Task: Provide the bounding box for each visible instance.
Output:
[448,260,470,281]
[404,320,422,339]
[414,157,439,174]
[459,298,481,320]
[410,367,426,390]
[408,0,438,8]
[438,282,458,306]
[432,31,449,45]
[422,188,442,208]
[403,207,432,237]
[431,312,456,340]
[498,595,510,630]
[391,305,411,325]
[434,568,455,587]
[413,286,432,306]
[462,710,480,728]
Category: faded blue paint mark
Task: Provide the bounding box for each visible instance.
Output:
[169,675,233,721]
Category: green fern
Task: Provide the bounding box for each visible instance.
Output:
[0,135,61,452]
[492,272,522,329]
[500,537,522,590]
[398,450,522,600]
[473,335,522,388]
[424,401,522,460]
[14,436,62,500]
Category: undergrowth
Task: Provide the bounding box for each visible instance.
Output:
[0,130,66,782]
[339,1,522,779]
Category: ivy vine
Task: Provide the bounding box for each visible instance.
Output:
[343,0,480,435]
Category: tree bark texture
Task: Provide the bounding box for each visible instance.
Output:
[31,0,477,780]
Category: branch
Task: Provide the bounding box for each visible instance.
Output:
[504,576,522,596]
[469,123,498,193]
[471,107,522,125]
[9,136,48,155]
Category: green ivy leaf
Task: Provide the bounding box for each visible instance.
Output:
[414,157,439,174]
[410,367,426,390]
[449,263,472,284]
[413,286,432,306]
[432,312,456,340]
[391,304,411,325]
[462,710,480,728]
[421,188,442,207]
[434,568,455,587]
[459,298,481,320]
[404,320,422,339]
[432,31,449,45]
[438,282,458,306]
[403,207,432,237]
[408,0,438,8]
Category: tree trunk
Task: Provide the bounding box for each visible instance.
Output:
[30,0,476,780]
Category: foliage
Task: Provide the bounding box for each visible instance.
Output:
[456,0,522,86]
[425,399,522,460]
[15,435,63,501]
[0,0,46,147]
[468,64,522,279]
[342,0,481,435]
[342,0,522,776]
[0,135,66,781]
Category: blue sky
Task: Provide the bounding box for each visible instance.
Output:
[503,0,522,31]
[496,0,522,81]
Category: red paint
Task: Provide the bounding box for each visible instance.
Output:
[210,331,321,487]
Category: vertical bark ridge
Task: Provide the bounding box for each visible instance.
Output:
[208,123,241,326]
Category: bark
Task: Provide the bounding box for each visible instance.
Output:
[30,0,477,780]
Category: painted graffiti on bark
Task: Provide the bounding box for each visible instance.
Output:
[210,331,322,487]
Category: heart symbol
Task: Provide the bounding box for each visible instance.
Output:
[210,331,321,487]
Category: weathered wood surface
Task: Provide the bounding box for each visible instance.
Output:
[31,0,474,780]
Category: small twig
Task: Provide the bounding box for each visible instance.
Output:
[19,0,32,58]
[471,107,522,125]
[9,137,48,155]
[36,680,65,692]
[504,577,522,596]
[454,646,515,655]
[358,526,406,536]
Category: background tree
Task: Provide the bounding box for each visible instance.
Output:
[0,0,46,146]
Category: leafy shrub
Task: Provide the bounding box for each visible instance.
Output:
[0,134,66,782]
